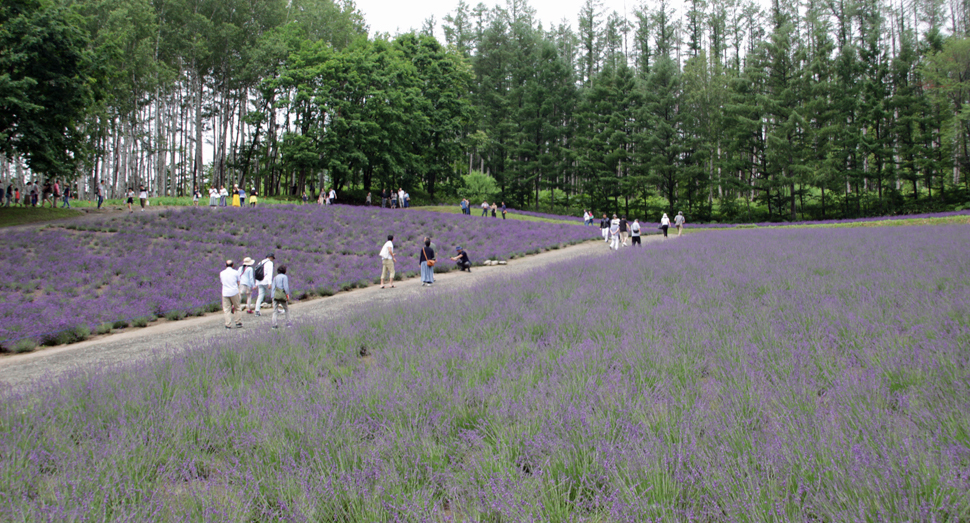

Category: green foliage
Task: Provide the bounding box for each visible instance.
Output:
[461,171,499,202]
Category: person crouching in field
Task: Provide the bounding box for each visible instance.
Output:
[600,214,610,242]
[420,238,436,286]
[380,235,396,288]
[271,265,291,329]
[451,246,471,272]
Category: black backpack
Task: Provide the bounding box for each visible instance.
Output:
[253,261,266,281]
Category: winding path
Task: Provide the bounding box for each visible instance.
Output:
[0,234,665,392]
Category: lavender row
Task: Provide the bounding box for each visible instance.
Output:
[1,224,967,520]
[0,205,597,345]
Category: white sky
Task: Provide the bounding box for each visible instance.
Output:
[354,0,666,41]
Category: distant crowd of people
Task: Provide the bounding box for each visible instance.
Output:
[4,180,75,209]
[202,185,258,208]
[584,209,686,250]
[459,198,507,218]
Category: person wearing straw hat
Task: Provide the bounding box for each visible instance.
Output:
[239,257,257,313]
[220,260,243,329]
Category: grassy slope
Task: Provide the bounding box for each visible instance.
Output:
[411,205,580,225]
[0,207,83,227]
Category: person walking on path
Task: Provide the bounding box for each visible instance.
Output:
[249,191,258,207]
[138,186,148,211]
[600,214,610,243]
[501,202,507,219]
[660,213,670,239]
[380,235,397,288]
[481,201,489,217]
[126,188,134,213]
[398,188,405,209]
[419,238,436,286]
[583,210,591,226]
[630,219,642,246]
[271,265,291,329]
[609,214,621,250]
[253,253,275,316]
[97,181,105,209]
[674,211,686,236]
[220,260,243,329]
[450,246,472,272]
[238,257,256,313]
[618,217,629,247]
[61,184,71,208]
[329,187,337,205]
[4,184,11,206]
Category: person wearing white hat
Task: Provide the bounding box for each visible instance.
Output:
[239,257,256,313]
[660,213,670,239]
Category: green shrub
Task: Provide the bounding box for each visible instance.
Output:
[132,316,152,328]
[112,319,129,329]
[164,310,187,321]
[95,322,113,335]
[12,339,37,353]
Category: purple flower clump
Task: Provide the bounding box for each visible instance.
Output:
[0,205,596,346]
[1,224,968,520]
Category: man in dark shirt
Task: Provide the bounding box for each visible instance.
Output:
[600,214,610,243]
[450,246,472,272]
[619,217,629,246]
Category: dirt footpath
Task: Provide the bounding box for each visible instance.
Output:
[0,235,665,392]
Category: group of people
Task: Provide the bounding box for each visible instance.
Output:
[316,187,337,205]
[205,185,257,208]
[4,180,74,208]
[376,188,410,208]
[219,253,290,329]
[587,210,686,248]
[379,234,473,289]
[459,198,507,219]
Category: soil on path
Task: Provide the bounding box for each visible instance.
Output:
[0,235,665,392]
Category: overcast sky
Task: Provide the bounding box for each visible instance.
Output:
[353,0,664,40]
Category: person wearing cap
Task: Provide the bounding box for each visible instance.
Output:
[238,257,256,313]
[253,253,275,315]
[380,235,396,288]
[674,211,686,236]
[450,246,471,272]
[271,265,291,328]
[220,260,243,329]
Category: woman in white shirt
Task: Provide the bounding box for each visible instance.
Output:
[660,213,670,239]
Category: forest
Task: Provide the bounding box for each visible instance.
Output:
[2,0,970,221]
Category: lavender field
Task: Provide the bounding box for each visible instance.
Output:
[0,205,594,347]
[2,224,969,521]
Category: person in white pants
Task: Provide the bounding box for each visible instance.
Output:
[600,214,610,242]
[253,253,275,315]
[609,215,620,250]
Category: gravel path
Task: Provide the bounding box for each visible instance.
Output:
[0,234,665,392]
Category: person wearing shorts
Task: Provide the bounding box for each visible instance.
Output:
[630,219,642,246]
[126,188,134,213]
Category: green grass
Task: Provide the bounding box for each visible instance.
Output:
[0,207,83,227]
[411,205,581,225]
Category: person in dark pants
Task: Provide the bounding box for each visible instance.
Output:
[660,213,670,239]
[450,246,471,272]
[501,202,507,219]
[630,219,642,246]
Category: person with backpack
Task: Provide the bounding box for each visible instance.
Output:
[239,257,256,313]
[271,265,291,329]
[630,219,642,246]
[253,253,275,315]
